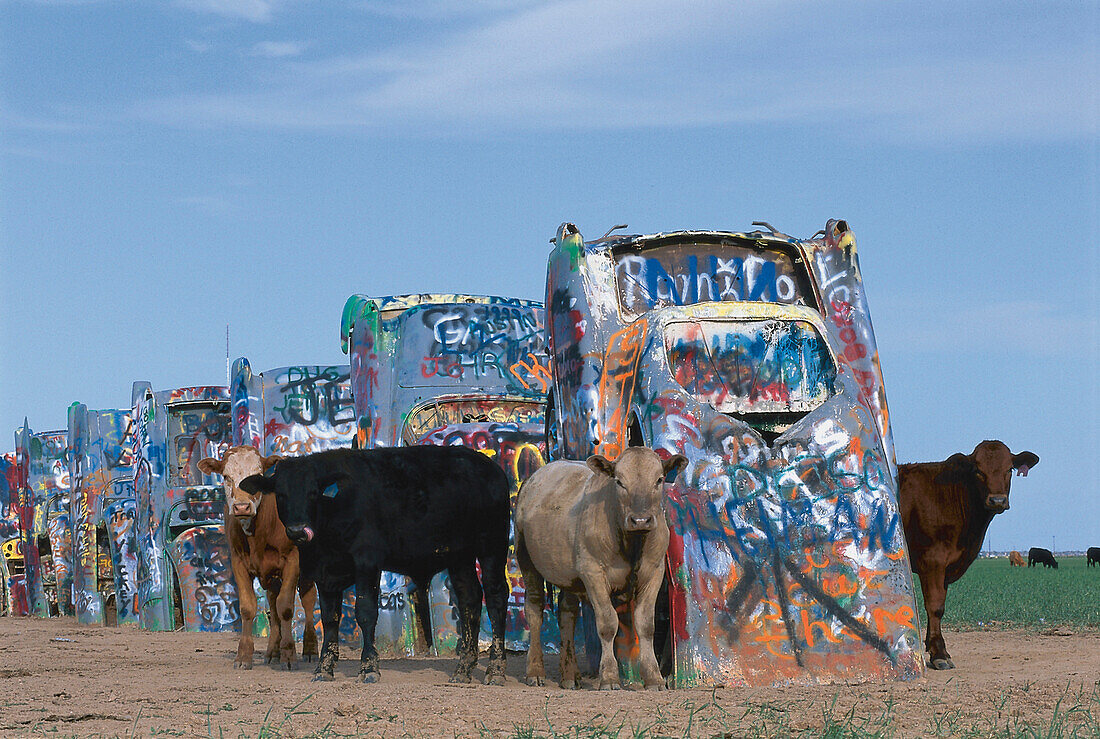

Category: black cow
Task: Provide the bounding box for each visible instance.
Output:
[240,446,510,685]
[1028,547,1058,568]
[1088,547,1100,567]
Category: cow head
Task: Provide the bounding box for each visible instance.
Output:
[239,455,344,545]
[587,447,688,532]
[950,440,1039,514]
[198,446,282,536]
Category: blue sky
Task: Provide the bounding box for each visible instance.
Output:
[1,0,1096,549]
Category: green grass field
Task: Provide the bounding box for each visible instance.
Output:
[914,555,1100,630]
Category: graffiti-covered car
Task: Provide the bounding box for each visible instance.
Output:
[340,294,550,653]
[15,421,72,618]
[67,403,137,625]
[544,220,923,687]
[130,383,234,632]
[1,451,27,616]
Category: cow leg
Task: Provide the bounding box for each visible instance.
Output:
[478,546,508,686]
[299,580,318,663]
[410,579,433,656]
[274,575,300,670]
[581,575,622,690]
[557,590,580,690]
[519,538,547,686]
[353,570,382,683]
[447,560,483,684]
[313,586,342,681]
[263,585,282,665]
[231,559,257,670]
[634,563,665,691]
[917,566,953,670]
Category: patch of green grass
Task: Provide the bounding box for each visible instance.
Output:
[915,556,1100,630]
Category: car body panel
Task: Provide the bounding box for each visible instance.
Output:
[67,404,137,625]
[15,424,72,618]
[131,383,234,632]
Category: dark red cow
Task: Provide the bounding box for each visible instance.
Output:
[898,440,1038,670]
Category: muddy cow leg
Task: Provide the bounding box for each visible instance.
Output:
[557,590,580,690]
[517,534,547,687]
[313,586,343,681]
[274,572,299,669]
[353,569,382,684]
[447,559,483,684]
[298,580,318,663]
[478,541,508,686]
[918,563,953,669]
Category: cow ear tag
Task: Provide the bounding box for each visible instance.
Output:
[322,483,339,499]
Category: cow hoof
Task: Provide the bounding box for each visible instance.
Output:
[598,683,621,691]
[645,684,664,692]
[526,676,544,687]
[283,662,296,672]
[560,680,577,690]
[234,662,253,670]
[485,673,506,687]
[448,672,473,684]
[359,671,380,684]
[312,672,335,682]
[930,658,955,670]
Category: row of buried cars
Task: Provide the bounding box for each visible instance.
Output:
[0,220,926,687]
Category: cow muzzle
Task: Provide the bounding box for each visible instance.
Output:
[624,515,657,532]
[286,524,314,544]
[986,496,1009,512]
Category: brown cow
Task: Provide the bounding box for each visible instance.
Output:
[898,440,1038,670]
[1009,551,1025,567]
[198,446,318,669]
[514,447,686,690]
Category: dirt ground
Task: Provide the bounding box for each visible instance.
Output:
[0,617,1097,738]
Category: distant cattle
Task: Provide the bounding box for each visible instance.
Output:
[899,440,1038,670]
[240,446,510,684]
[1009,551,1025,567]
[515,447,687,690]
[198,446,317,669]
[1028,547,1058,568]
[1088,547,1100,568]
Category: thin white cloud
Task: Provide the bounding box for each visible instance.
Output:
[354,0,547,21]
[250,40,308,58]
[175,0,281,23]
[137,0,1098,142]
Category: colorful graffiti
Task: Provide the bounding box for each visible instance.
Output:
[544,221,921,687]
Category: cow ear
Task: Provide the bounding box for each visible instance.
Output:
[239,474,275,495]
[261,454,283,472]
[662,454,688,480]
[197,457,224,475]
[1012,451,1039,475]
[586,455,616,478]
